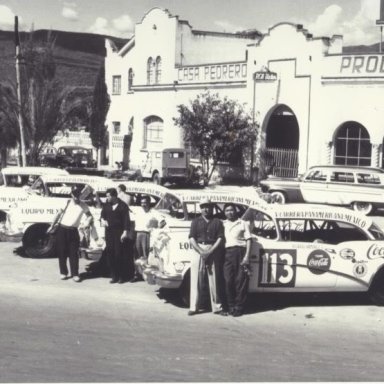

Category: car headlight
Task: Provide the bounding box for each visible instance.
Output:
[173,262,186,273]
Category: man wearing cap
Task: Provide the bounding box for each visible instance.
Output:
[48,185,94,282]
[188,198,225,315]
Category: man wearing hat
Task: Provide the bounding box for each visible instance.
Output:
[48,185,94,282]
[188,197,225,315]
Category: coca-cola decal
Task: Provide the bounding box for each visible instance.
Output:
[367,244,384,260]
[307,250,331,275]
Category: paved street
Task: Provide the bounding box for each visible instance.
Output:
[1,240,384,382]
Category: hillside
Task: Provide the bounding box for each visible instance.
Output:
[0,29,128,88]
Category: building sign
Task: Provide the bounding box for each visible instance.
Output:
[254,71,277,81]
[323,54,384,78]
[177,62,247,83]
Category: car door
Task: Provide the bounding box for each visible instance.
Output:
[325,171,356,205]
[249,218,339,292]
[300,168,330,203]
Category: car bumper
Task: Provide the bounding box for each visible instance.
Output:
[144,269,183,289]
[0,227,23,242]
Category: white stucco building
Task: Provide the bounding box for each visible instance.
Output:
[105,7,384,180]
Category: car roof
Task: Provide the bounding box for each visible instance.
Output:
[248,203,373,230]
[36,174,115,188]
[58,146,89,149]
[307,165,384,173]
[1,167,69,176]
[114,181,169,198]
[175,189,267,207]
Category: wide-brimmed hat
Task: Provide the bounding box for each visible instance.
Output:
[199,197,212,207]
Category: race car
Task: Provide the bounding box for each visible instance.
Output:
[146,201,384,306]
[138,189,267,291]
[0,177,170,259]
[0,166,69,224]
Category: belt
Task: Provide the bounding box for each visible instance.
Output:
[60,223,77,230]
[226,245,245,249]
[198,241,213,245]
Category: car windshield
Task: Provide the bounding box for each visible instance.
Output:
[368,223,384,240]
[155,192,183,217]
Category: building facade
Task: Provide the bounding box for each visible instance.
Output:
[105,7,384,179]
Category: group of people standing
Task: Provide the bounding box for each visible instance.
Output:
[48,185,252,316]
[49,184,160,284]
[188,198,252,317]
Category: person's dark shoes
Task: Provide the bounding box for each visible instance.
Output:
[232,309,243,317]
[187,310,198,316]
[129,275,141,283]
[110,279,118,284]
[228,308,235,316]
[118,279,125,284]
[214,310,228,316]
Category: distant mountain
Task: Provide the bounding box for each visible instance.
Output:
[0,29,129,88]
[343,42,381,54]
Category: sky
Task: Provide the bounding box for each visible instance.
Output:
[0,0,382,46]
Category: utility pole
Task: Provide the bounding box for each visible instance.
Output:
[15,15,27,167]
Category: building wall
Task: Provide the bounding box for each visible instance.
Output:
[105,7,384,178]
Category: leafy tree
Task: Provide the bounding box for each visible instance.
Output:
[0,32,90,165]
[88,65,110,166]
[174,92,257,181]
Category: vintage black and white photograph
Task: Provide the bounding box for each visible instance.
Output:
[1,0,384,382]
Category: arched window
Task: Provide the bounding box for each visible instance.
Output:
[334,122,371,166]
[155,56,162,84]
[147,57,154,85]
[143,115,163,148]
[128,68,133,91]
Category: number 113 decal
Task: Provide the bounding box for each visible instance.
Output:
[258,249,296,287]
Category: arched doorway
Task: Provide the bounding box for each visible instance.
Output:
[334,122,371,166]
[263,105,299,177]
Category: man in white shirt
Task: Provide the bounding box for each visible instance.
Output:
[223,203,252,317]
[131,195,163,282]
[49,186,94,282]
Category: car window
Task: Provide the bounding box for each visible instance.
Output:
[330,172,354,183]
[369,223,384,240]
[356,173,381,185]
[277,219,369,244]
[242,208,277,239]
[305,169,327,182]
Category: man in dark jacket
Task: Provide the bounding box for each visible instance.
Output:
[100,188,131,284]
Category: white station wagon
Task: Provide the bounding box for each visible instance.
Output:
[260,165,384,215]
[146,201,384,306]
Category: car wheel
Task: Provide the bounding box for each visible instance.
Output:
[178,271,190,307]
[352,201,373,215]
[369,269,384,305]
[22,224,56,258]
[271,191,287,204]
[152,172,162,185]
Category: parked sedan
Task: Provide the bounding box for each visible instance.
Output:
[260,165,384,215]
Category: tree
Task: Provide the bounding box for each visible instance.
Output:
[174,92,257,182]
[88,65,110,166]
[0,31,90,165]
